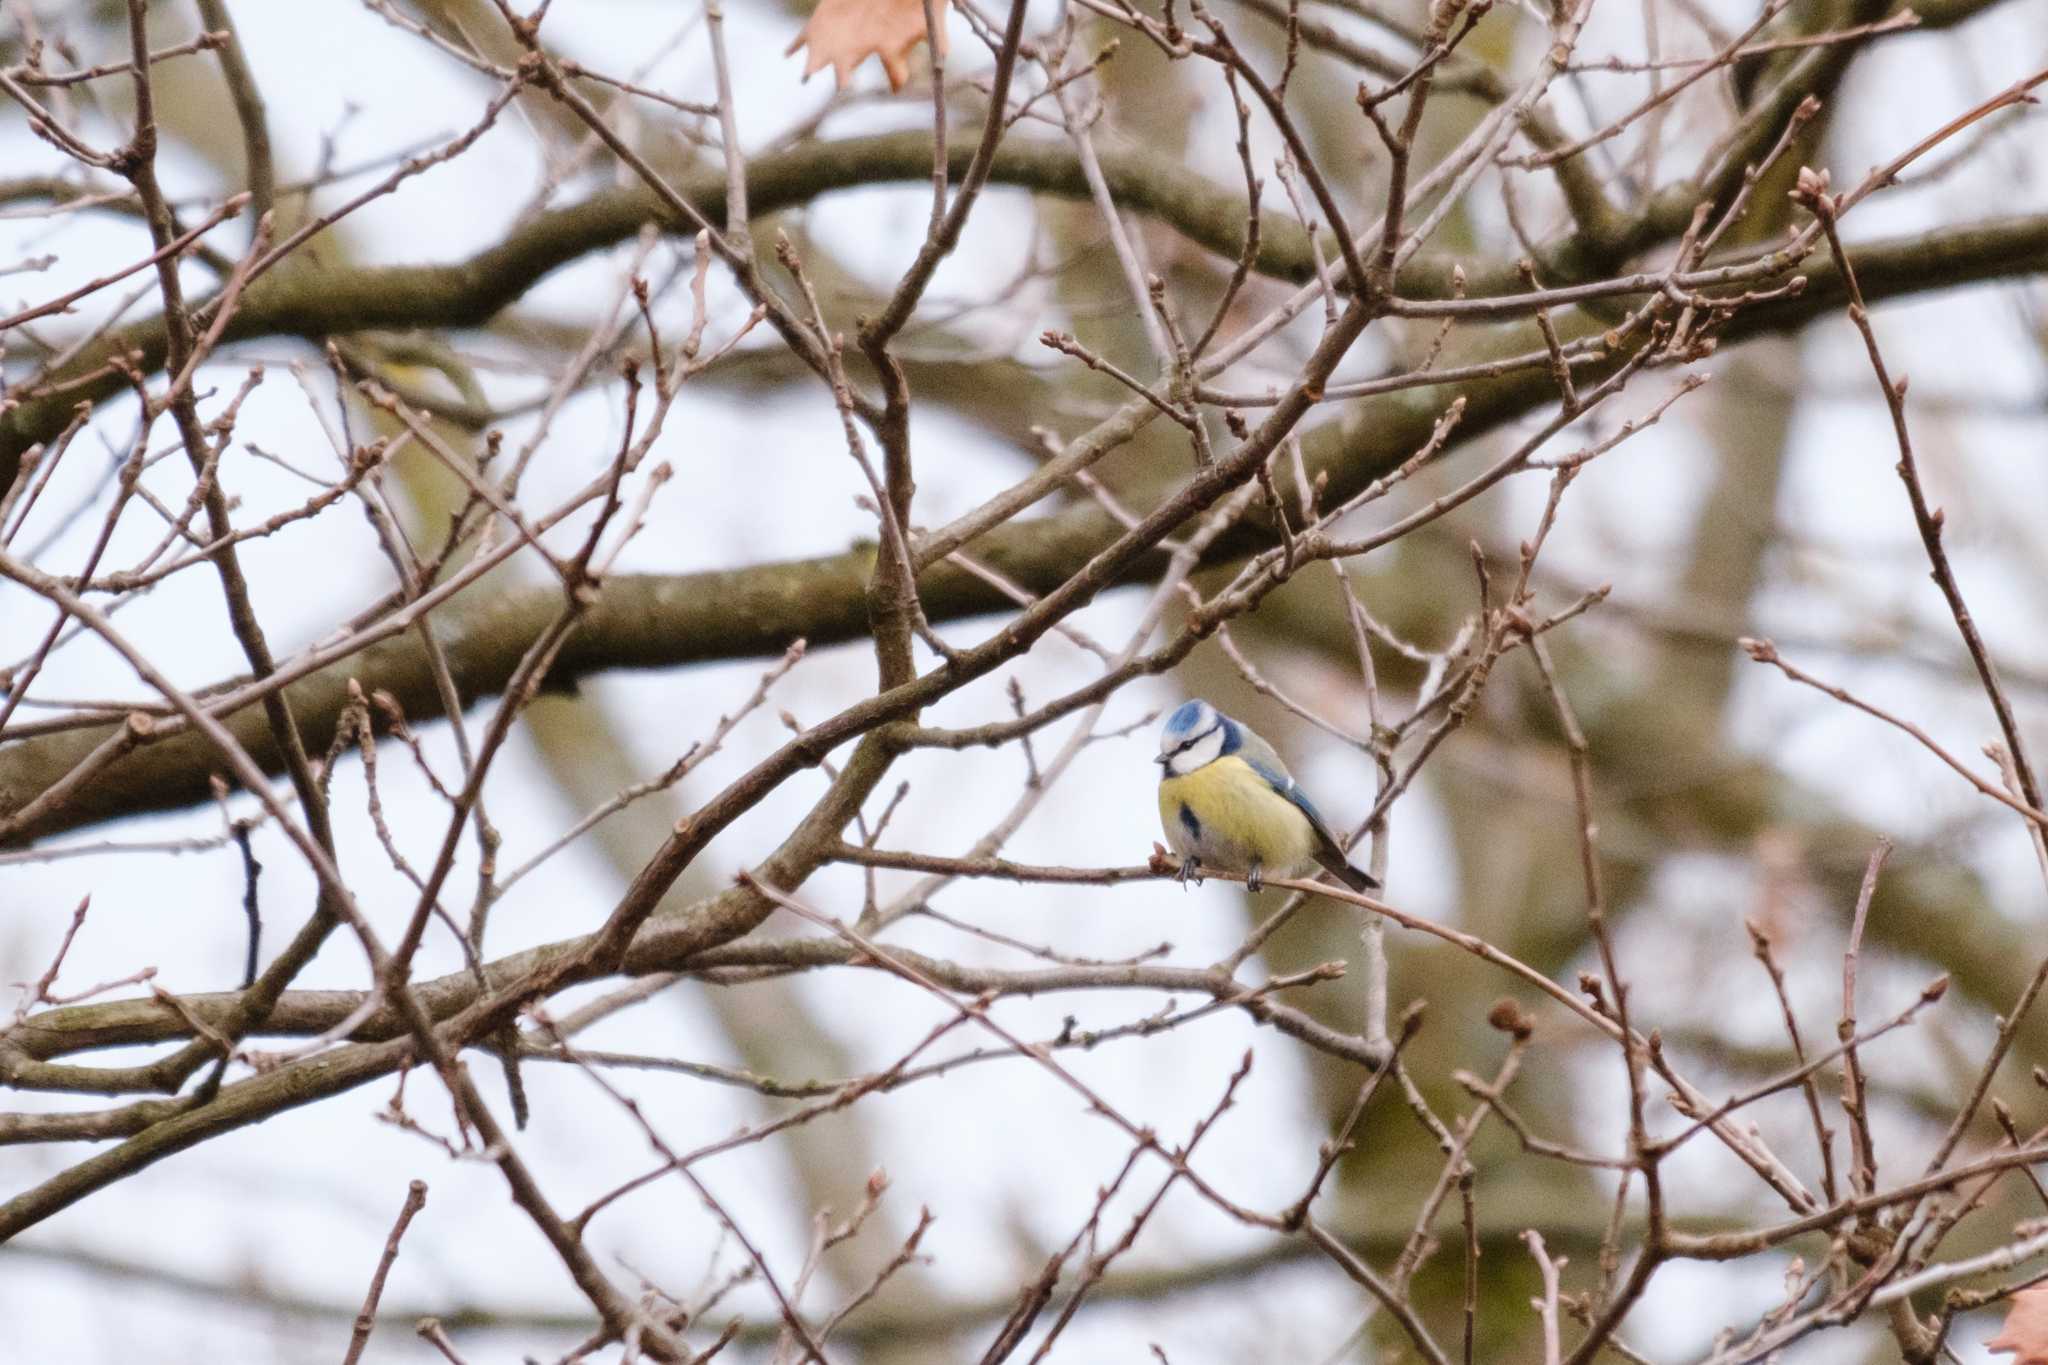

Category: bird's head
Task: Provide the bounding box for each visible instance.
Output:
[1157,699,1233,777]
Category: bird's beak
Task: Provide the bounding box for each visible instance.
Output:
[1153,754,1171,768]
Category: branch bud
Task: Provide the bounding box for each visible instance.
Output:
[1487,997,1535,1040]
[1793,165,1832,208]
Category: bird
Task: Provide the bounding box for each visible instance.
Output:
[1154,699,1378,894]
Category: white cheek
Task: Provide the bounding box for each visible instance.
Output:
[1164,730,1225,776]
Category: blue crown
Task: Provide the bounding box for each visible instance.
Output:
[1162,699,1216,740]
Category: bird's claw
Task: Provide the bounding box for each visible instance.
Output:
[1246,863,1264,893]
[1176,857,1204,888]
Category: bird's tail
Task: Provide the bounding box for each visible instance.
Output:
[1315,849,1379,893]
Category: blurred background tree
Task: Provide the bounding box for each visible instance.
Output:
[2,1,2047,1362]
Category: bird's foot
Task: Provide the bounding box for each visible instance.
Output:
[1246,863,1264,893]
[1176,857,1204,887]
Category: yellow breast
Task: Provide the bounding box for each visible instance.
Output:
[1158,756,1318,875]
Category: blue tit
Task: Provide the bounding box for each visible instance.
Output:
[1155,699,1377,893]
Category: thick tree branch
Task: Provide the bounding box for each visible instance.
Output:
[3,209,2046,839]
[7,110,2039,484]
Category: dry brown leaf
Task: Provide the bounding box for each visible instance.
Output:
[785,0,948,93]
[1989,1284,2048,1364]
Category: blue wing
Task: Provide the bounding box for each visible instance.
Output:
[1243,756,1336,838]
[1244,755,1377,892]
